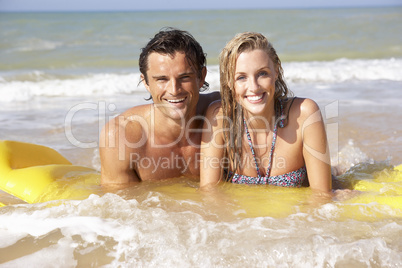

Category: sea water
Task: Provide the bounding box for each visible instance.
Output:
[0,7,402,267]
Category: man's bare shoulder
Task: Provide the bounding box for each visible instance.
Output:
[206,99,223,116]
[100,104,153,185]
[197,91,221,116]
[107,104,151,127]
[101,103,152,146]
[118,103,153,119]
[203,100,224,129]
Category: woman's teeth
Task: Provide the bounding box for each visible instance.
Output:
[247,94,263,101]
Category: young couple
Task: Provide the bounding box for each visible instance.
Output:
[100,28,332,194]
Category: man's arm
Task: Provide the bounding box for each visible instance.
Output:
[100,116,141,185]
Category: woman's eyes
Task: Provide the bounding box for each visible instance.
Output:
[236,71,269,81]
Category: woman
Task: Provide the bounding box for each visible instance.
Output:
[200,32,332,194]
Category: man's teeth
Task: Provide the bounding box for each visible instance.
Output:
[167,98,185,103]
[247,95,263,101]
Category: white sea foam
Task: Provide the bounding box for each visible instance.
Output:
[332,140,372,174]
[0,73,146,102]
[283,58,402,83]
[0,193,401,267]
[0,58,400,103]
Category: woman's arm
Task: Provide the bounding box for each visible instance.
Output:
[200,101,226,190]
[300,99,332,193]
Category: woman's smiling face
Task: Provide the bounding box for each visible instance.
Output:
[234,49,278,116]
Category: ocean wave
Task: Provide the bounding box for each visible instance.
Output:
[14,38,63,52]
[283,58,402,83]
[1,187,401,266]
[0,73,146,102]
[0,58,401,102]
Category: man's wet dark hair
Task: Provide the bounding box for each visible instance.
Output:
[139,27,209,91]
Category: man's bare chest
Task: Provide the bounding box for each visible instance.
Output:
[129,145,201,181]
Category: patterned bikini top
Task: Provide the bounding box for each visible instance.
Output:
[229,99,307,187]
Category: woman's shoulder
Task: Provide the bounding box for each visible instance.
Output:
[287,97,321,120]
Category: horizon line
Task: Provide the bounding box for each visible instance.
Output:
[1,4,401,13]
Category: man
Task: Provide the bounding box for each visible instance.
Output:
[100,28,219,185]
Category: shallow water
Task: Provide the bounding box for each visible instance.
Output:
[1,174,401,267]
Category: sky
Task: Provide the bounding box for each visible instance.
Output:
[0,0,401,12]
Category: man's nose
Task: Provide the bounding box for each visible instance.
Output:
[167,79,180,95]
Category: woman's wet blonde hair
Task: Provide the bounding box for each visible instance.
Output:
[219,32,292,178]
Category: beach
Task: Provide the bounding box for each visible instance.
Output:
[1,7,402,267]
